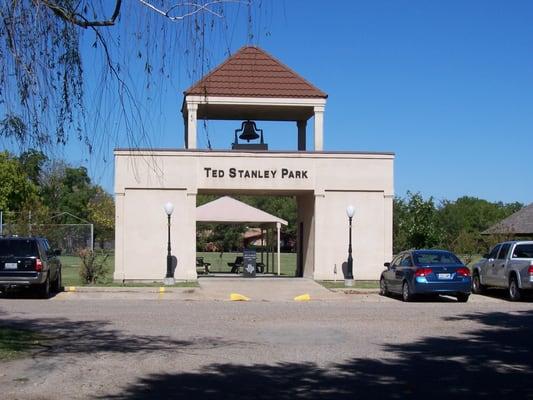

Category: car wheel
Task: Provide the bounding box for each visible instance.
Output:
[472,272,485,294]
[457,293,470,303]
[38,275,50,299]
[402,281,412,302]
[54,268,62,293]
[508,276,522,302]
[379,277,388,296]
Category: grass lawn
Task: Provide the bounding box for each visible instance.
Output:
[0,328,47,361]
[318,280,380,289]
[60,254,197,287]
[197,251,297,276]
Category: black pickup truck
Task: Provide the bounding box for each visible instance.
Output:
[0,237,62,298]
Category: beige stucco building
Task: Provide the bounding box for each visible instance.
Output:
[114,46,394,282]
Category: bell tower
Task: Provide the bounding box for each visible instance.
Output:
[181,46,328,151]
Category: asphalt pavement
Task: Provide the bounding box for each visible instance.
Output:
[1,287,532,399]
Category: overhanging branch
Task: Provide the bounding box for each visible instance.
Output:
[41,0,122,28]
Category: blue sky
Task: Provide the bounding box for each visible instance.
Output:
[59,0,533,204]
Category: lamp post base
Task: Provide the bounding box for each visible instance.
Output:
[344,279,354,287]
[163,277,175,286]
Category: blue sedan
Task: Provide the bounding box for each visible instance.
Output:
[380,249,472,302]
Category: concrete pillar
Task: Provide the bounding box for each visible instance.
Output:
[313,106,324,151]
[384,194,394,264]
[297,120,307,151]
[183,117,189,149]
[186,102,198,149]
[276,222,281,276]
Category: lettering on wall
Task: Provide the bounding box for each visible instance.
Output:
[203,167,309,180]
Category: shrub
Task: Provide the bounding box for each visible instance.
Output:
[78,249,109,284]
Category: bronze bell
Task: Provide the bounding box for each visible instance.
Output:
[236,120,261,142]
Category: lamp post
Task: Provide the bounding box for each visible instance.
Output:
[163,202,175,285]
[345,205,355,287]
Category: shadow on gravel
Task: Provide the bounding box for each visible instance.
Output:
[101,310,533,400]
[0,316,237,356]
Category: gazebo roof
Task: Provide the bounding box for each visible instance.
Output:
[196,196,288,225]
[483,203,533,235]
[184,46,327,99]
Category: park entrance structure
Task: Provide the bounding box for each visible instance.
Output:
[196,196,288,275]
[114,46,394,282]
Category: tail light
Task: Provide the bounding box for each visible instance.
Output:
[415,268,432,277]
[35,258,43,272]
[456,267,470,277]
[528,262,533,276]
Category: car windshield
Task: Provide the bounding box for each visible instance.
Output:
[512,244,533,259]
[0,240,38,257]
[413,251,462,266]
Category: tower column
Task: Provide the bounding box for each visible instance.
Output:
[186,102,198,149]
[314,106,324,151]
[297,120,307,151]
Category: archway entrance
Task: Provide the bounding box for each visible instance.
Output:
[195,193,311,279]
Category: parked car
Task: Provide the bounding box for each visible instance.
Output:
[380,249,472,302]
[471,241,533,301]
[0,236,62,298]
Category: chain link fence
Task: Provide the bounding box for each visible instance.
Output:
[0,211,93,256]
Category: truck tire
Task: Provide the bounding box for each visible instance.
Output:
[508,275,522,302]
[54,268,62,293]
[472,271,486,294]
[38,275,50,299]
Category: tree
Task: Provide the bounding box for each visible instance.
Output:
[437,196,523,255]
[0,151,39,212]
[0,1,261,152]
[87,187,115,247]
[394,191,443,251]
[40,163,96,221]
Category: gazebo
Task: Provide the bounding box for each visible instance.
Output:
[196,196,288,275]
[483,203,533,236]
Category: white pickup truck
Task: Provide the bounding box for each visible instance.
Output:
[471,241,533,301]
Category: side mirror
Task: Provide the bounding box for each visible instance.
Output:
[384,262,390,268]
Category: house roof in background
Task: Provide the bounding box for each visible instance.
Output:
[483,203,533,235]
[184,46,327,99]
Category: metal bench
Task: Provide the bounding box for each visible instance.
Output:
[196,257,211,274]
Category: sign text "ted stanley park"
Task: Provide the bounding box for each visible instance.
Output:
[204,167,309,179]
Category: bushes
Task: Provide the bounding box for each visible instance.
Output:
[78,249,109,284]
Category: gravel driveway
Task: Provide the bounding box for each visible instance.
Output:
[1,292,532,399]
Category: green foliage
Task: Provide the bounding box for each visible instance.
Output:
[78,249,109,284]
[394,192,443,252]
[0,151,39,212]
[393,193,524,255]
[88,187,115,246]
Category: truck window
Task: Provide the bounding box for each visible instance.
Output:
[488,244,501,260]
[512,244,533,259]
[0,240,38,257]
[497,243,511,260]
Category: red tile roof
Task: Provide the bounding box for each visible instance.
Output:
[184,46,327,99]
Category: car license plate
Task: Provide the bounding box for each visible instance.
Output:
[438,273,452,280]
[4,262,17,270]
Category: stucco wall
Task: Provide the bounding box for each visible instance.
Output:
[114,150,394,281]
